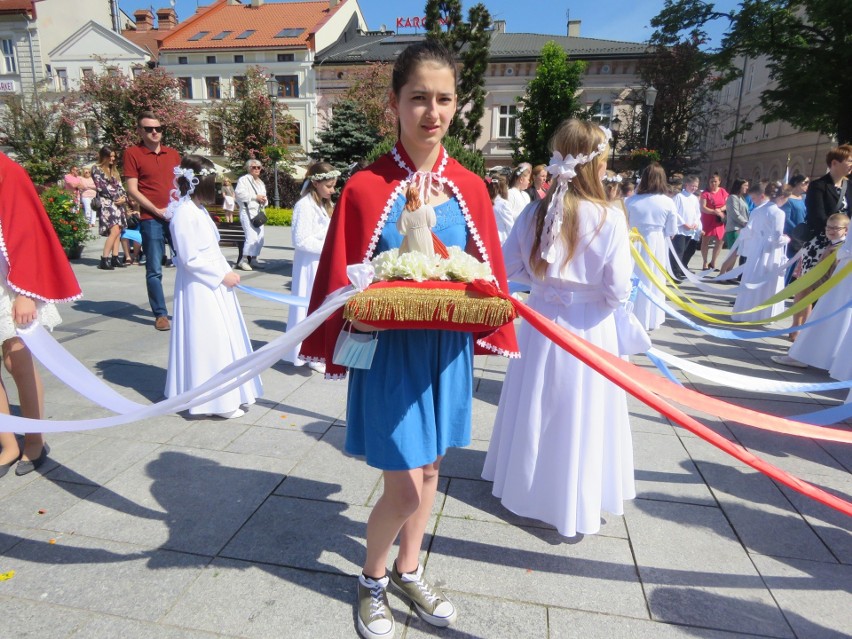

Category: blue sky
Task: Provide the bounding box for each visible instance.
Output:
[119,0,739,45]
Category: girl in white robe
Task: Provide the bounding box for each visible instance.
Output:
[625,163,678,331]
[733,184,789,323]
[165,155,262,418]
[482,119,635,538]
[285,163,338,371]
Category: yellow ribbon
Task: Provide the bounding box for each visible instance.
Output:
[629,233,850,325]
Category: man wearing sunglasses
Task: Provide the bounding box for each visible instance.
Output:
[124,111,182,331]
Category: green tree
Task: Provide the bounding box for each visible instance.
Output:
[424,0,492,147]
[78,66,204,156]
[513,41,587,165]
[652,0,852,144]
[0,95,81,185]
[207,66,296,174]
[310,99,381,170]
[342,62,395,138]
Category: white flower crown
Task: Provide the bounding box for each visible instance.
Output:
[309,169,341,182]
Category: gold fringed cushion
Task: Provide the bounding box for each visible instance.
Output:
[343,280,516,332]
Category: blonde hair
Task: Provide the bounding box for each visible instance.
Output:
[529,119,609,278]
[305,161,336,214]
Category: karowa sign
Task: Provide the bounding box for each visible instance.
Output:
[395,16,448,29]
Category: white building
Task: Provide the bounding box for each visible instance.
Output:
[156,0,366,156]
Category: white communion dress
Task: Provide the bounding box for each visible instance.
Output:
[482,200,636,537]
[286,195,331,364]
[165,198,262,415]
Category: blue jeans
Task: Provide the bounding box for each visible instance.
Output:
[140,218,168,318]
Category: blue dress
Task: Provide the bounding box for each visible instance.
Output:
[346,195,473,470]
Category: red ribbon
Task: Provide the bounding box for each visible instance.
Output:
[504,295,852,517]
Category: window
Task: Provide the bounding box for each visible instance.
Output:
[274,74,299,97]
[179,77,193,99]
[234,54,244,63]
[131,67,144,78]
[178,56,188,65]
[81,67,93,79]
[2,38,17,74]
[497,105,517,138]
[189,31,209,41]
[55,68,69,91]
[205,76,220,99]
[212,31,232,40]
[589,102,613,127]
[236,29,255,39]
[206,55,216,64]
[281,120,301,145]
[274,28,305,38]
[84,121,99,149]
[107,67,119,77]
[277,53,295,62]
[232,75,246,98]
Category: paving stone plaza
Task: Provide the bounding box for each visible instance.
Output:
[0,227,850,638]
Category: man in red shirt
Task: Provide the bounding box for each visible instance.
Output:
[124,111,181,331]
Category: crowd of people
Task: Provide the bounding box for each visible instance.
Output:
[1,37,850,639]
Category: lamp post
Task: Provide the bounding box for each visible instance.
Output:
[265,76,281,208]
[609,116,621,171]
[644,85,658,148]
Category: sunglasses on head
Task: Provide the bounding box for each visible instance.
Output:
[142,126,163,133]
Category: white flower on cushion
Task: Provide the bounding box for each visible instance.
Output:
[370,247,492,283]
[442,246,493,282]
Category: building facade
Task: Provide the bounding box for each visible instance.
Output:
[156,0,366,156]
[314,20,650,168]
[701,54,836,185]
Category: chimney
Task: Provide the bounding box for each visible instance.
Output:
[227,0,240,4]
[250,0,264,8]
[134,9,154,32]
[567,19,581,37]
[156,8,178,30]
[492,19,506,33]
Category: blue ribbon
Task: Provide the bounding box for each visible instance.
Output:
[236,285,310,307]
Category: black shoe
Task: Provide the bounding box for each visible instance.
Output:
[15,444,50,476]
[0,453,21,479]
[111,256,126,268]
[98,256,114,270]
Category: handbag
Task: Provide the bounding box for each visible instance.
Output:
[332,323,379,369]
[125,212,140,230]
[251,209,268,228]
[91,196,102,211]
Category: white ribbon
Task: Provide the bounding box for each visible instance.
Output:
[7,286,356,432]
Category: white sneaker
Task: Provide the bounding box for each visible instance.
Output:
[236,260,252,271]
[308,361,326,374]
[770,355,807,368]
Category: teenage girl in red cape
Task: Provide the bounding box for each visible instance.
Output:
[0,152,82,478]
[300,41,517,639]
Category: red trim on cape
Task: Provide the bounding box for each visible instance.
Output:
[0,153,82,302]
[300,145,518,377]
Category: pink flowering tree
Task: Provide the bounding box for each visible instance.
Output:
[79,66,205,158]
[0,94,82,185]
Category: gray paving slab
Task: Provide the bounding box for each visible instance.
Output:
[442,476,628,539]
[274,426,382,506]
[161,558,360,639]
[403,591,548,638]
[45,446,286,555]
[548,606,772,638]
[1,227,850,638]
[751,554,852,639]
[624,499,794,637]
[0,534,207,622]
[426,516,648,618]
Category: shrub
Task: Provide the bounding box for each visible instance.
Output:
[40,186,94,251]
[265,207,293,226]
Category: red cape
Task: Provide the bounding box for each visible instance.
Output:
[301,144,518,378]
[0,153,82,302]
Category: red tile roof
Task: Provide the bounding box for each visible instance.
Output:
[121,28,165,61]
[0,0,35,16]
[160,0,345,52]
